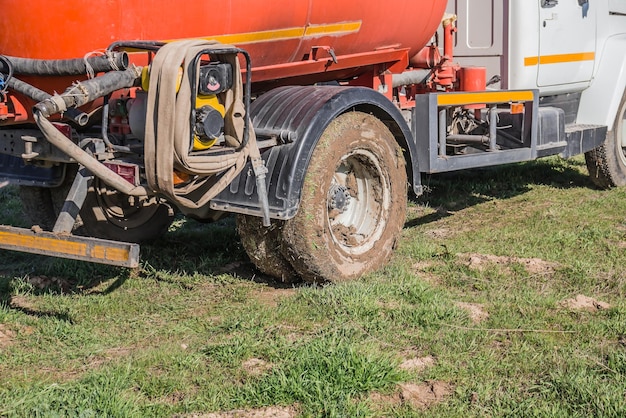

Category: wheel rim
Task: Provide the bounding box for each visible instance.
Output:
[326,149,390,256]
[94,182,162,229]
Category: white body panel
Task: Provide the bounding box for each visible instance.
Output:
[578,6,626,130]
[537,0,596,87]
[450,0,626,128]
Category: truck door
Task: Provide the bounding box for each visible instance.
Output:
[537,0,596,87]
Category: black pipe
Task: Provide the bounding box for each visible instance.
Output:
[0,55,13,92]
[107,40,165,53]
[34,67,141,118]
[7,77,89,125]
[0,52,129,76]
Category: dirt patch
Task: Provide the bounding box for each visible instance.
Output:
[399,381,453,409]
[0,324,16,348]
[369,381,453,410]
[80,346,134,372]
[27,275,72,293]
[376,299,404,310]
[242,358,273,376]
[413,261,436,271]
[460,253,559,275]
[9,295,34,310]
[182,406,298,418]
[412,261,443,285]
[455,302,489,323]
[399,356,436,372]
[425,228,452,239]
[252,287,296,308]
[560,294,610,311]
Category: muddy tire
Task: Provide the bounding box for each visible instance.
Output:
[19,166,76,230]
[585,91,626,188]
[280,111,407,283]
[236,215,299,283]
[79,179,174,243]
[19,186,58,230]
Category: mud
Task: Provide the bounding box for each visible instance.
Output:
[399,355,436,372]
[455,302,489,323]
[560,294,610,311]
[424,228,453,239]
[184,406,298,418]
[369,381,453,410]
[0,324,15,348]
[236,216,298,284]
[26,275,72,292]
[242,358,273,376]
[460,253,559,275]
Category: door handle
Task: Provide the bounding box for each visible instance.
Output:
[541,0,558,8]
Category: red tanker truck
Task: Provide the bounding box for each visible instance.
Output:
[0,1,624,283]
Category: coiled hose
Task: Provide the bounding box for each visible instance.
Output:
[143,39,265,212]
[32,41,267,218]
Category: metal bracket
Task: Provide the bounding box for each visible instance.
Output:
[52,165,94,234]
[21,135,39,161]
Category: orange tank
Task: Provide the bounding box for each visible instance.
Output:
[0,0,447,120]
[1,0,446,69]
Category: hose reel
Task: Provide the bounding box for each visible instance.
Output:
[142,40,270,224]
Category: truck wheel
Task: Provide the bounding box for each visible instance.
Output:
[18,186,58,230]
[585,92,626,187]
[19,167,76,230]
[79,180,174,243]
[236,215,299,283]
[280,112,407,283]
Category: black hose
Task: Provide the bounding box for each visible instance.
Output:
[7,77,89,125]
[34,67,141,118]
[0,55,13,93]
[0,52,129,76]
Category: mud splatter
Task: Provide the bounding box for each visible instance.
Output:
[560,294,610,311]
[460,253,559,275]
[455,302,489,323]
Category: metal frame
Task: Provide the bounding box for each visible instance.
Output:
[413,90,539,173]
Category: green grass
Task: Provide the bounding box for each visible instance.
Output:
[1,156,626,417]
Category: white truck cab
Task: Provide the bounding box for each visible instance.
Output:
[449,0,626,186]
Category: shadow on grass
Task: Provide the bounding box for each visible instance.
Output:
[0,273,75,322]
[0,156,595,305]
[139,216,299,290]
[406,157,593,228]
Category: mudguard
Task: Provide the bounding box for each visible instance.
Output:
[210,85,420,219]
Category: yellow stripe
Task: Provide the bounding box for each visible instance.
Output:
[304,21,362,37]
[0,231,129,263]
[166,21,362,46]
[524,52,595,66]
[437,91,535,106]
[205,27,305,45]
[0,231,87,257]
[91,245,130,263]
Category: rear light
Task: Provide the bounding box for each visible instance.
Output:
[103,162,139,186]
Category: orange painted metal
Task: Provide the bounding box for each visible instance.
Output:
[0,0,447,122]
[1,0,446,77]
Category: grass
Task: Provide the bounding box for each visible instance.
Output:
[1,156,625,417]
